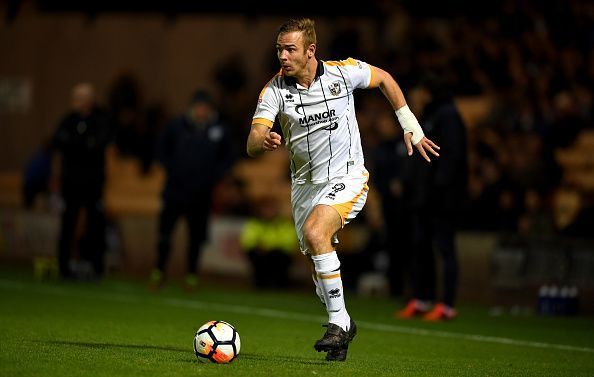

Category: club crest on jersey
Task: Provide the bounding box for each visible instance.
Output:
[328,81,341,96]
[325,183,346,199]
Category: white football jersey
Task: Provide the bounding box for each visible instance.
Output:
[252,58,375,184]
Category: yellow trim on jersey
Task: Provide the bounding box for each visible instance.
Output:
[258,70,282,100]
[331,171,370,226]
[325,57,358,67]
[318,273,341,279]
[252,118,274,128]
[368,65,377,88]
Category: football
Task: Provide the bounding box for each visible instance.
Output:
[193,320,241,363]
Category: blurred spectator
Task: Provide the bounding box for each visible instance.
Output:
[108,73,160,174]
[546,90,588,149]
[149,89,234,291]
[396,73,468,321]
[327,18,364,59]
[560,192,594,240]
[212,53,249,159]
[368,111,411,296]
[240,196,298,289]
[22,139,53,209]
[518,189,556,237]
[51,82,115,280]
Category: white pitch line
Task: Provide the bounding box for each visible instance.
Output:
[1,279,593,354]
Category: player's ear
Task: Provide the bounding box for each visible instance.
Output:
[308,44,316,58]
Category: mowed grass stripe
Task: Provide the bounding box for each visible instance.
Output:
[1,278,592,354]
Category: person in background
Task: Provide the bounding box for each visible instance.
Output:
[240,195,298,289]
[396,73,468,321]
[52,82,115,280]
[23,139,54,209]
[369,111,412,297]
[149,90,234,291]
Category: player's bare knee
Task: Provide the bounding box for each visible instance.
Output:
[303,221,327,251]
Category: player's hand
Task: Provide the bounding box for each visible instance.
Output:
[404,133,440,162]
[263,131,282,151]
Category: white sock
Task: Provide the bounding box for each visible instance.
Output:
[311,251,350,331]
[312,273,326,306]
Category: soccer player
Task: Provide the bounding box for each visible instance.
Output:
[246,18,439,361]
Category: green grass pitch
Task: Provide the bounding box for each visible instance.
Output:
[1,266,593,376]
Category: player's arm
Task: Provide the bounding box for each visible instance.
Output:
[248,74,282,158]
[246,122,282,158]
[371,66,440,162]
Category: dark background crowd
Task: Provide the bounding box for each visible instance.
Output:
[51,0,592,239]
[1,0,593,308]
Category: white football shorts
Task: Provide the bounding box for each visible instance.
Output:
[291,166,370,255]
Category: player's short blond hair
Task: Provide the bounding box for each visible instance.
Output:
[278,18,316,50]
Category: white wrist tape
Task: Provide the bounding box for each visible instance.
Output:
[395,105,425,145]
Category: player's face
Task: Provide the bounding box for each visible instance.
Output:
[276,31,309,77]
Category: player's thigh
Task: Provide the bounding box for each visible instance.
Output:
[318,169,370,227]
[304,204,343,239]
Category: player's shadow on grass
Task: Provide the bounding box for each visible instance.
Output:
[42,341,329,366]
[240,352,328,366]
[42,340,187,353]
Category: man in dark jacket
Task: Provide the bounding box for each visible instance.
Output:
[396,73,469,320]
[52,82,114,280]
[150,90,233,290]
[369,112,412,297]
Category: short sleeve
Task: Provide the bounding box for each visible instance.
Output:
[339,58,375,89]
[252,75,281,128]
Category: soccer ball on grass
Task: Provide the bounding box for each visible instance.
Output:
[193,320,240,363]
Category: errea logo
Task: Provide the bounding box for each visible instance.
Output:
[285,93,294,102]
[328,288,341,298]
